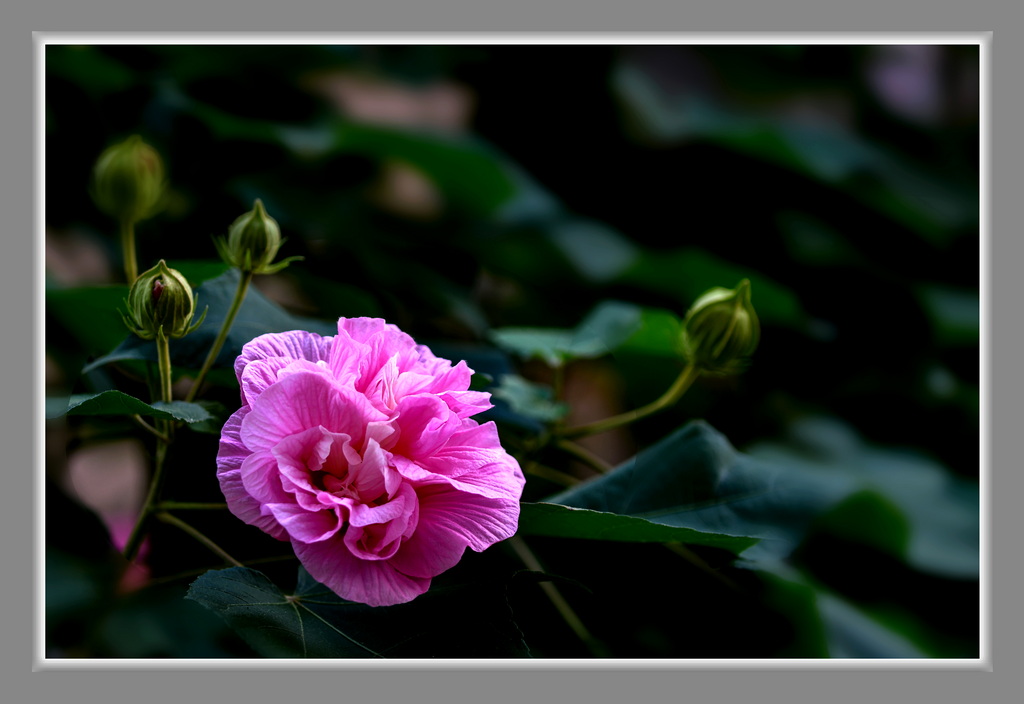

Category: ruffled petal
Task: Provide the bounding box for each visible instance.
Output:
[235,329,332,387]
[265,503,343,543]
[294,537,431,607]
[387,482,518,578]
[217,408,289,540]
[240,372,386,452]
[390,393,461,459]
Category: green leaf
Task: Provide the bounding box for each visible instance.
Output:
[915,284,979,346]
[615,307,685,358]
[84,268,337,374]
[489,300,644,366]
[547,421,840,564]
[187,566,531,658]
[759,563,926,658]
[746,416,979,579]
[172,259,233,287]
[546,419,978,579]
[518,502,756,553]
[46,390,213,424]
[47,285,131,357]
[490,376,568,423]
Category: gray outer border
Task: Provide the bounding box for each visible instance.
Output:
[8,1,1018,702]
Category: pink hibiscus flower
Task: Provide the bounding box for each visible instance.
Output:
[217,318,525,607]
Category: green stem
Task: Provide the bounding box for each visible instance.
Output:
[123,329,176,562]
[156,501,229,511]
[508,536,609,657]
[553,438,613,474]
[156,328,173,404]
[662,542,739,591]
[155,511,243,567]
[523,461,581,487]
[558,363,700,440]
[120,219,138,283]
[185,269,253,403]
[123,433,169,562]
[131,414,170,443]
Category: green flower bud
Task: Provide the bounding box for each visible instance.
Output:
[92,135,166,223]
[680,279,760,375]
[122,260,207,340]
[214,199,302,275]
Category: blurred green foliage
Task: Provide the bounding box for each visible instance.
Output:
[45,43,979,659]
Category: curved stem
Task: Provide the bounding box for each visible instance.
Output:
[558,363,700,440]
[131,414,170,443]
[156,501,228,511]
[155,511,243,567]
[553,439,613,474]
[523,460,581,488]
[185,270,253,403]
[508,536,609,657]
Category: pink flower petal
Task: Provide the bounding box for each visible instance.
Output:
[235,329,333,387]
[265,502,343,543]
[217,409,290,540]
[387,483,519,578]
[294,537,431,607]
[390,394,461,459]
[240,372,386,452]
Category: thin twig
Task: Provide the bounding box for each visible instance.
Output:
[559,363,699,439]
[553,438,613,474]
[156,501,229,511]
[131,414,170,443]
[508,536,609,657]
[523,461,582,487]
[662,542,739,591]
[155,511,243,567]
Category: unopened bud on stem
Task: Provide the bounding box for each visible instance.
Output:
[123,260,207,340]
[680,279,760,375]
[214,199,302,275]
[92,135,166,224]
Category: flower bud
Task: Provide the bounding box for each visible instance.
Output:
[214,199,302,275]
[123,260,206,340]
[680,279,759,375]
[92,135,166,223]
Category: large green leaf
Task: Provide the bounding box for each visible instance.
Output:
[186,566,531,658]
[546,419,978,579]
[518,502,756,553]
[46,390,213,424]
[83,268,337,373]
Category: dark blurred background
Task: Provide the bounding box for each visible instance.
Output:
[44,43,980,658]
